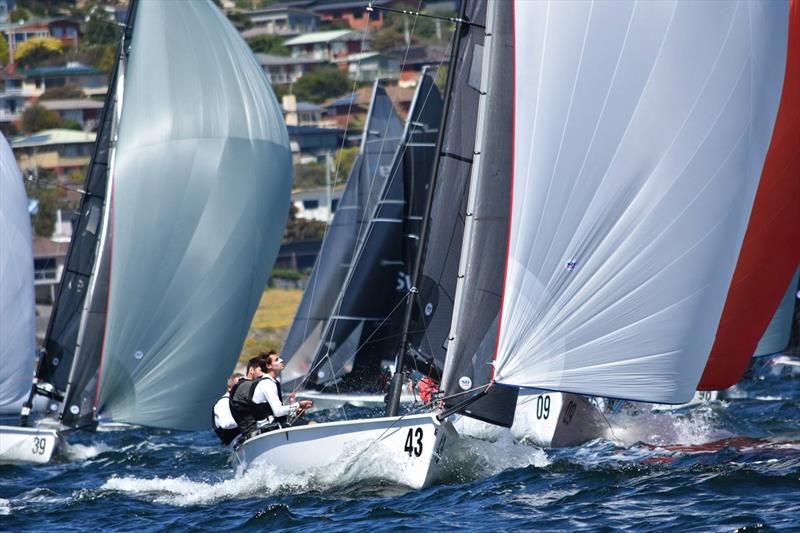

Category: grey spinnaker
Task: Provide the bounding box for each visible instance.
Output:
[96,0,291,430]
[0,135,36,414]
[305,73,443,391]
[282,82,403,385]
[406,0,486,378]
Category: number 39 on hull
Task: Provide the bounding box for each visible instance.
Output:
[0,426,59,464]
[230,413,457,490]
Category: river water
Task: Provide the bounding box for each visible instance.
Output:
[2,362,798,532]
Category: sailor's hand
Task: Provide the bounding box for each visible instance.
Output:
[299,400,313,410]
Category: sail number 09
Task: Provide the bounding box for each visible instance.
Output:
[404,427,423,457]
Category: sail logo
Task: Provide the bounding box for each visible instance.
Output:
[424,302,433,316]
[459,376,472,390]
[396,272,411,291]
[565,260,577,270]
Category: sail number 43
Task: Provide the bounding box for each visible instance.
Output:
[404,428,423,457]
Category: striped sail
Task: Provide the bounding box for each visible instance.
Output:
[0,135,36,413]
[95,0,291,430]
[449,0,792,404]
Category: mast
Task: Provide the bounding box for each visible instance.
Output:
[386,0,470,417]
[20,3,137,427]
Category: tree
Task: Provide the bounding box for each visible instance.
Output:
[293,68,351,104]
[334,146,358,177]
[21,103,63,133]
[0,34,9,65]
[83,11,120,46]
[372,27,404,53]
[15,37,63,68]
[26,178,69,237]
[39,84,85,100]
[9,7,32,23]
[283,203,326,243]
[246,35,290,56]
[97,44,117,73]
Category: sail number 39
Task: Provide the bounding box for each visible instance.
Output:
[404,427,423,457]
[32,437,46,455]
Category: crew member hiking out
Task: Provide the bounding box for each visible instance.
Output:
[229,352,313,439]
[212,373,243,445]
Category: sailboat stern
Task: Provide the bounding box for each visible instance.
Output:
[0,425,59,464]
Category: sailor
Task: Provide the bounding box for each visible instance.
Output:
[230,352,313,439]
[212,373,243,446]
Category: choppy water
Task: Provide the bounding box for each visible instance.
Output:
[2,362,799,532]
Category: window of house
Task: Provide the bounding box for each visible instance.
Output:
[331,199,339,212]
[303,199,319,210]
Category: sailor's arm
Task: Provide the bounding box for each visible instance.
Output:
[264,380,297,417]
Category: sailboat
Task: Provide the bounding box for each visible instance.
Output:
[0,135,55,463]
[235,0,796,489]
[0,0,291,463]
[284,70,443,410]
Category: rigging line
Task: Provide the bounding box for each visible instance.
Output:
[367,3,484,28]
[291,287,409,395]
[296,21,371,345]
[411,289,438,372]
[302,11,453,389]
[347,411,412,464]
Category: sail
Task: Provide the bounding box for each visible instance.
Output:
[282,82,404,384]
[305,74,443,389]
[406,0,487,376]
[698,1,800,389]
[0,136,36,413]
[95,0,291,430]
[487,0,790,403]
[32,7,134,428]
[754,267,800,357]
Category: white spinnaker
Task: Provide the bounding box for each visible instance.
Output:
[754,267,800,357]
[0,135,36,413]
[97,0,291,430]
[494,0,789,403]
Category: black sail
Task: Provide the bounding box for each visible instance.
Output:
[26,3,138,429]
[282,83,405,385]
[440,0,519,427]
[406,0,487,377]
[306,73,444,390]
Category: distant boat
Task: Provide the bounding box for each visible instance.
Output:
[1,0,291,464]
[0,135,36,415]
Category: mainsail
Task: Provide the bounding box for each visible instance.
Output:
[405,0,487,377]
[302,73,443,390]
[444,0,793,407]
[0,135,36,414]
[282,82,404,385]
[754,267,800,357]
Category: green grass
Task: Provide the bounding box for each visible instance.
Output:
[240,288,303,364]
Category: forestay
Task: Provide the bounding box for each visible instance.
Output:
[0,136,36,413]
[493,0,790,403]
[96,0,291,430]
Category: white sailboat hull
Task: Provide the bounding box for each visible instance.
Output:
[0,425,59,464]
[231,413,456,489]
[296,390,416,411]
[454,391,607,448]
[650,390,720,411]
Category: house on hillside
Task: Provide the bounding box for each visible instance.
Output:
[22,63,108,98]
[287,125,348,164]
[39,99,104,131]
[255,53,325,85]
[283,94,323,127]
[2,17,82,51]
[310,0,395,30]
[292,186,344,222]
[241,6,319,36]
[284,29,368,61]
[333,51,399,82]
[0,69,29,129]
[12,129,96,177]
[391,44,449,85]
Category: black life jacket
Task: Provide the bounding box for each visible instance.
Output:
[211,394,240,446]
[229,376,285,437]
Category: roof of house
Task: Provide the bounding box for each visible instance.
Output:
[295,101,323,112]
[284,29,357,46]
[255,53,326,66]
[39,99,104,111]
[12,129,96,148]
[332,51,388,63]
[324,82,415,109]
[310,0,392,11]
[25,64,103,78]
[242,5,319,17]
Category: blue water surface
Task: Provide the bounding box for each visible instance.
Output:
[1,363,798,532]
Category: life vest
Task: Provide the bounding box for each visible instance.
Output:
[229,376,286,437]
